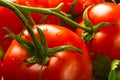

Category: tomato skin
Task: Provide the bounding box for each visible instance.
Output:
[77,2,120,60]
[0,7,23,52]
[49,0,83,14]
[83,0,105,9]
[49,0,105,22]
[88,2,120,24]
[41,51,91,80]
[0,58,3,80]
[3,24,92,80]
[0,0,105,52]
[0,0,48,52]
[49,0,104,14]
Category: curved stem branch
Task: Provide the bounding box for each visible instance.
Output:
[0,0,83,65]
[0,0,42,57]
[0,0,91,32]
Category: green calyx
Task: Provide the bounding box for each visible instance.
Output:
[0,0,82,65]
[0,0,91,31]
[81,5,115,42]
[0,0,115,43]
[4,24,82,65]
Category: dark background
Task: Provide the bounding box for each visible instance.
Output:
[105,0,120,3]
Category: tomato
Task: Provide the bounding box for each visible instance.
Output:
[0,50,3,80]
[49,0,105,21]
[88,2,120,24]
[48,0,105,31]
[0,58,3,80]
[77,2,120,60]
[0,0,105,52]
[49,0,104,14]
[49,0,83,14]
[0,6,23,52]
[76,20,84,37]
[83,0,105,9]
[3,24,92,80]
[0,0,48,52]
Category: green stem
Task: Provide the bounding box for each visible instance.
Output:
[3,27,36,56]
[0,0,82,64]
[68,0,78,14]
[93,22,115,32]
[39,15,48,24]
[22,11,35,26]
[0,0,44,58]
[0,49,4,60]
[48,45,82,56]
[0,0,91,32]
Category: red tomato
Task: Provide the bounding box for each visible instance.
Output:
[88,2,120,24]
[3,24,92,80]
[49,0,104,14]
[49,0,105,21]
[76,20,84,38]
[49,0,83,14]
[0,6,23,52]
[0,58,3,80]
[0,0,105,52]
[0,0,51,52]
[77,2,120,60]
[83,0,105,9]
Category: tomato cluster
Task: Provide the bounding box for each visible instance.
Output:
[0,0,120,80]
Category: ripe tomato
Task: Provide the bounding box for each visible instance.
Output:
[49,0,104,14]
[0,0,48,52]
[0,58,3,80]
[88,2,120,24]
[83,0,105,9]
[48,0,105,31]
[76,2,120,60]
[0,6,23,52]
[49,0,105,21]
[0,0,105,52]
[3,24,92,80]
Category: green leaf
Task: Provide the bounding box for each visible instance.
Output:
[116,70,120,79]
[108,60,120,80]
[108,70,116,80]
[93,55,111,79]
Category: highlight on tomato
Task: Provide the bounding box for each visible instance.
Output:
[0,0,93,80]
[86,2,120,60]
[3,24,92,80]
[0,0,105,53]
[75,2,120,79]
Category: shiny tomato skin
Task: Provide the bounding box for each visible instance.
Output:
[88,2,120,24]
[48,0,105,22]
[0,0,50,52]
[49,0,105,14]
[41,51,90,80]
[0,0,105,52]
[86,2,120,60]
[0,7,23,52]
[48,0,83,14]
[83,0,105,9]
[3,24,92,80]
